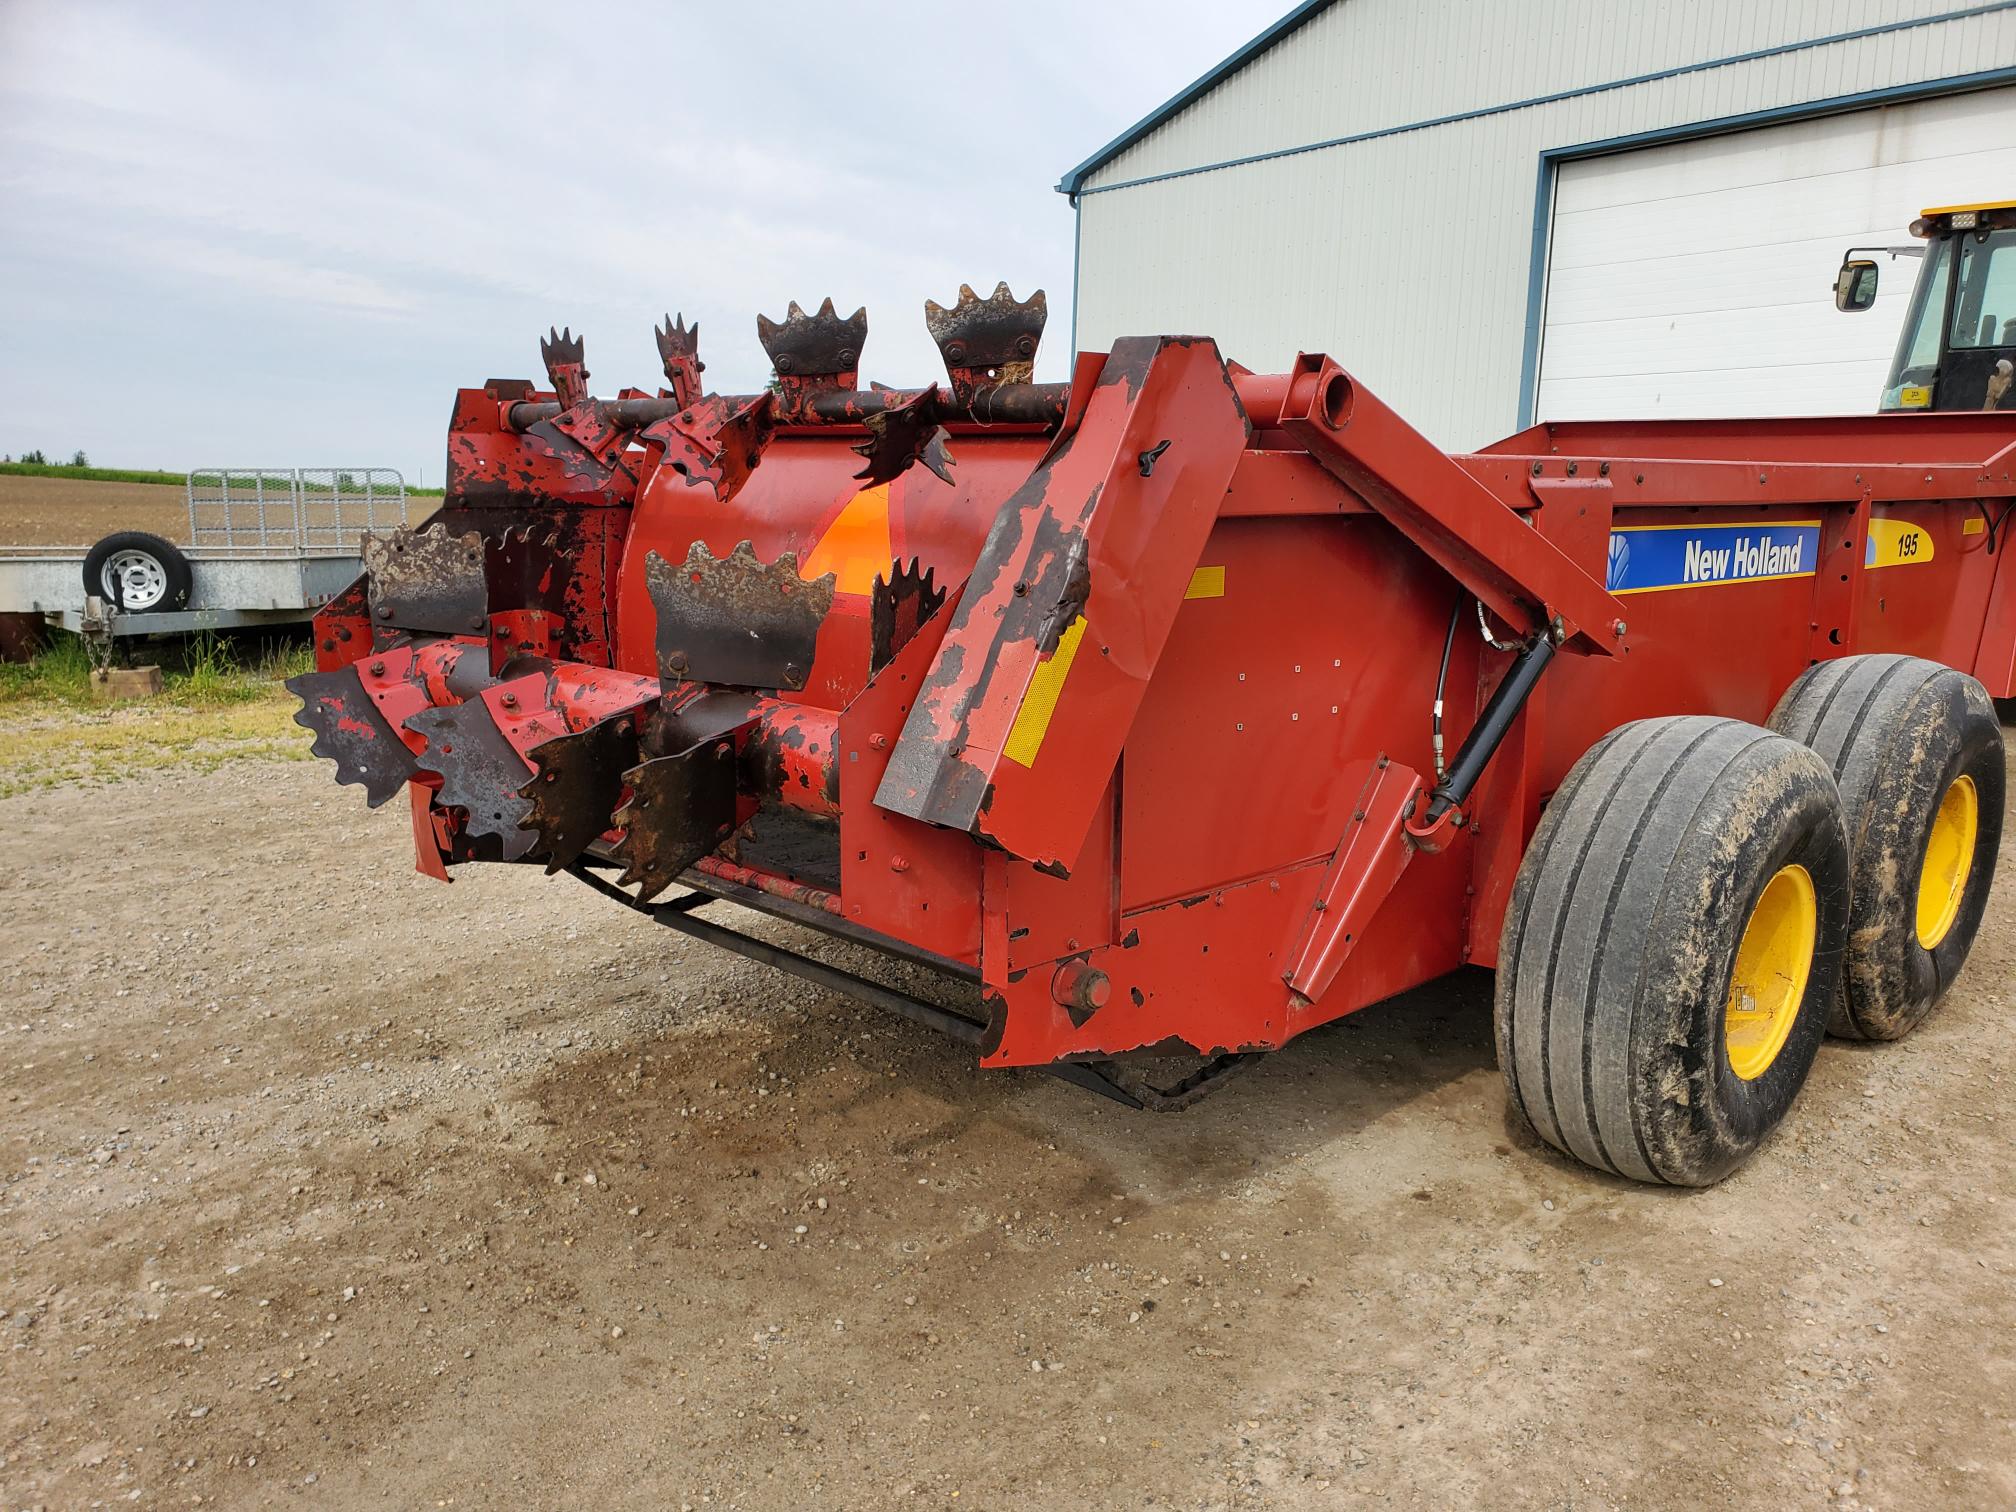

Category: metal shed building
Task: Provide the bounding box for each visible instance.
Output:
[1061,1,2016,449]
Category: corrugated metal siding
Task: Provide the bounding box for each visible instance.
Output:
[1072,5,2016,448]
[1085,0,1965,190]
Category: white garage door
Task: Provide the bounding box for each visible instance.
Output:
[1536,87,2016,421]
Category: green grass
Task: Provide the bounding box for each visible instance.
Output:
[0,632,313,711]
[0,462,188,486]
[0,633,316,796]
[0,461,446,496]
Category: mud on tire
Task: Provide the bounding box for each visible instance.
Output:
[1768,654,2005,1040]
[1495,717,1851,1187]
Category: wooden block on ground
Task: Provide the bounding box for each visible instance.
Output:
[90,666,164,702]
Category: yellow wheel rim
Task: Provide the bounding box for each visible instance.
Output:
[1725,864,1818,1082]
[1915,774,1979,949]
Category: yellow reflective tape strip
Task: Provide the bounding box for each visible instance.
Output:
[1185,565,1225,598]
[1866,517,1935,570]
[1965,515,1986,535]
[1002,616,1087,768]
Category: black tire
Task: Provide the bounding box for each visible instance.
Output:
[1768,655,2005,1040]
[1495,717,1851,1187]
[81,531,193,614]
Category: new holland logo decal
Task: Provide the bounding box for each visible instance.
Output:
[1606,520,1821,596]
[1605,516,1936,596]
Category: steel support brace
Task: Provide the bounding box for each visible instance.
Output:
[1276,354,1624,656]
[570,864,987,1046]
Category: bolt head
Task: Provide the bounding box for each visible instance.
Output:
[376,605,393,619]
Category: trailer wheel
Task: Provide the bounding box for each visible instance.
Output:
[81,531,193,614]
[1768,655,2004,1041]
[1495,717,1850,1186]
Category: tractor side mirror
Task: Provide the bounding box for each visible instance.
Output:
[1834,258,1880,312]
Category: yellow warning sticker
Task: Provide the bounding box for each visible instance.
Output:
[1185,565,1226,599]
[1002,616,1087,768]
[1865,517,1934,570]
[1964,515,1986,536]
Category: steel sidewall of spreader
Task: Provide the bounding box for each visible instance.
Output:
[1496,718,1852,1188]
[1770,656,2006,1042]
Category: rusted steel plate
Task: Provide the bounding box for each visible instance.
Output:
[757,298,866,416]
[851,384,954,487]
[869,558,946,676]
[521,714,642,876]
[877,335,1250,870]
[653,313,704,408]
[612,740,738,902]
[363,523,489,636]
[637,391,777,506]
[924,282,1046,405]
[644,539,836,691]
[406,698,539,862]
[286,663,419,808]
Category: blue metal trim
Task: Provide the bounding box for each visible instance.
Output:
[1069,1,2016,199]
[1068,194,1083,356]
[1513,157,1556,432]
[1055,0,1335,198]
[1514,64,2016,426]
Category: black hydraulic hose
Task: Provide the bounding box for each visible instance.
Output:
[1424,632,1557,822]
[1430,596,1462,783]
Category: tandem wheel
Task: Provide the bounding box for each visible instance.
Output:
[1768,654,2005,1041]
[1495,716,1852,1187]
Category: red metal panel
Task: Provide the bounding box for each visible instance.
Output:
[878,336,1251,869]
[980,862,1325,1067]
[1002,789,1119,973]
[836,587,983,965]
[1118,515,1470,911]
[1283,758,1425,1007]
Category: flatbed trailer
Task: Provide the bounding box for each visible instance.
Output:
[285,293,2013,1186]
[0,468,408,640]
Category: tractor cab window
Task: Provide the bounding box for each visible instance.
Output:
[1882,240,1954,409]
[1951,230,2016,349]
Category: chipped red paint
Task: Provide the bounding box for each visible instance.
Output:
[294,316,2016,1091]
[691,855,842,914]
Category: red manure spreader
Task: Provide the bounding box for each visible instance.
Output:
[292,255,2014,1184]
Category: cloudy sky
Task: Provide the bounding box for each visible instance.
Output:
[0,1,1284,482]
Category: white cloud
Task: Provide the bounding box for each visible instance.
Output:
[0,0,1289,473]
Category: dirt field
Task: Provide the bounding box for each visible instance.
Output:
[0,475,195,547]
[0,474,429,550]
[2,717,2012,1509]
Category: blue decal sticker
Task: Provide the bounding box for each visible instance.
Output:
[1606,521,1821,596]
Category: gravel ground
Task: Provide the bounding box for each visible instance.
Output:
[2,739,2012,1509]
